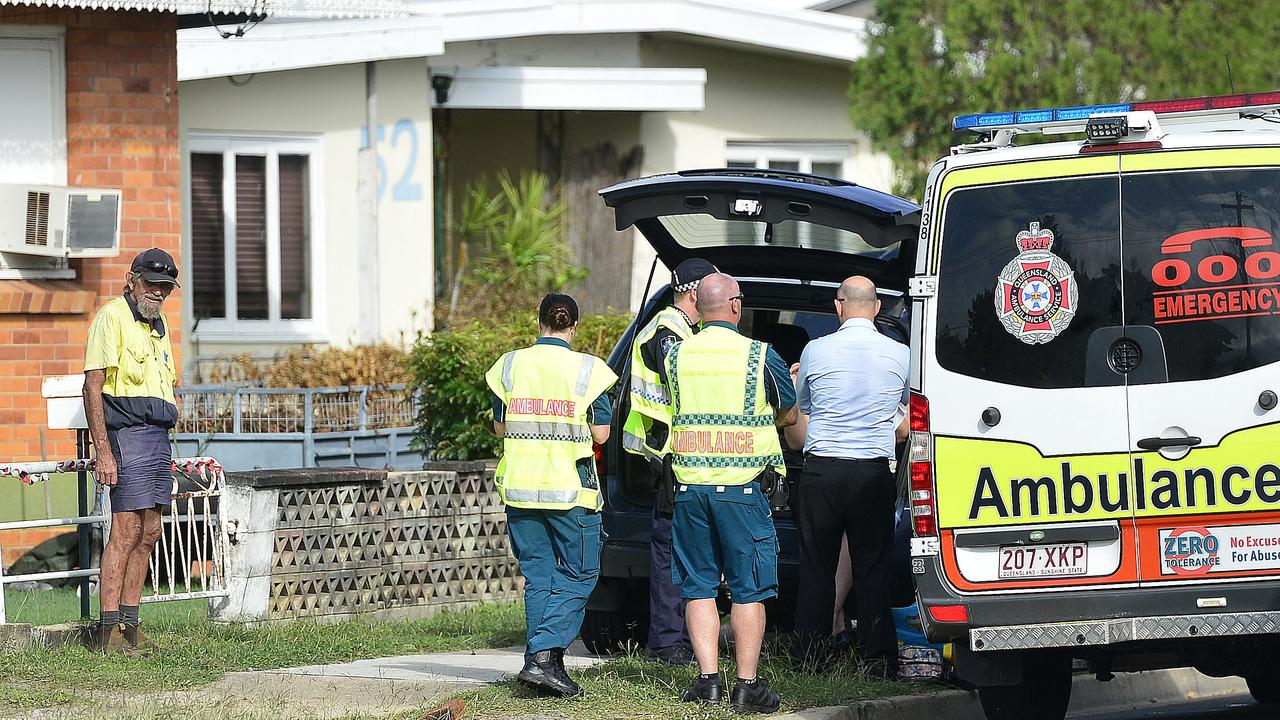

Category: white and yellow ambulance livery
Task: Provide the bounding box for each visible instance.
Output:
[909,91,1280,720]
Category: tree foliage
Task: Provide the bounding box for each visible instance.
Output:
[444,170,587,327]
[850,0,1280,198]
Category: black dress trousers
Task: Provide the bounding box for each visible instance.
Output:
[792,455,897,667]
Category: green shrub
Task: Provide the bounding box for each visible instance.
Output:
[408,311,634,460]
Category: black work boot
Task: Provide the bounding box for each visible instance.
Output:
[730,676,780,714]
[517,649,582,697]
[680,673,725,704]
[550,648,583,696]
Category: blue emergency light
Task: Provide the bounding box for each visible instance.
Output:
[953,91,1280,132]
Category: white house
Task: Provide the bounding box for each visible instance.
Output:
[176,0,892,375]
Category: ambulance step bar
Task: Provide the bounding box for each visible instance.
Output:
[970,610,1280,652]
[953,90,1280,136]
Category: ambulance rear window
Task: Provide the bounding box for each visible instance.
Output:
[1122,167,1280,383]
[934,175,1123,389]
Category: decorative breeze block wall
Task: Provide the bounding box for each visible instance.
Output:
[212,463,521,624]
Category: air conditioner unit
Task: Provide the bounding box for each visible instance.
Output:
[0,184,122,260]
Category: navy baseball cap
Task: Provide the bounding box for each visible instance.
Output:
[131,248,180,287]
[671,258,718,293]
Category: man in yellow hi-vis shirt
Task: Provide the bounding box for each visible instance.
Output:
[666,273,796,713]
[83,249,179,654]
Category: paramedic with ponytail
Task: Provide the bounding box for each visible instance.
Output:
[485,293,618,698]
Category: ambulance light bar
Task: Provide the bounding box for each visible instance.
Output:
[953,90,1280,134]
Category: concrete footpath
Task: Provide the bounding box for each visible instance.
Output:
[13,643,1248,720]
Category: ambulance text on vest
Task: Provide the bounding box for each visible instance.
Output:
[671,430,756,454]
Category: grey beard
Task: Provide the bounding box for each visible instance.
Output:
[136,299,163,320]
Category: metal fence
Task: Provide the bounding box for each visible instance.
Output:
[174,384,422,471]
[0,457,228,623]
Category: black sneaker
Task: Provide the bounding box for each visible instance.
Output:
[730,677,780,714]
[680,673,724,704]
[647,644,695,666]
[517,649,582,697]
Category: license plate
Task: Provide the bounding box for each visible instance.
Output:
[998,543,1087,579]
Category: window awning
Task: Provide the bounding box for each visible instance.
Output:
[0,0,404,19]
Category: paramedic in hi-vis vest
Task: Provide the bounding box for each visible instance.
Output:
[665,274,796,714]
[621,257,717,666]
[485,293,618,698]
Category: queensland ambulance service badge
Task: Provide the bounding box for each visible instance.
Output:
[994,222,1078,344]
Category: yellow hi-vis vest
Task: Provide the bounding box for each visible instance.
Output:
[484,342,618,511]
[622,307,693,461]
[666,325,785,486]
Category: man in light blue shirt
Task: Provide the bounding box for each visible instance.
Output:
[784,276,908,675]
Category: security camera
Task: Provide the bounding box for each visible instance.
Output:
[431,74,453,105]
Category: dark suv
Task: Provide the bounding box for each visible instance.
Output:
[581,169,921,653]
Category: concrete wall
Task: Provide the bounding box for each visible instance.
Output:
[179,59,434,364]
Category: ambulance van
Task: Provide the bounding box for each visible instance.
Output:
[910,91,1280,720]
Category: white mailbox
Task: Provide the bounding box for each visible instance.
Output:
[43,374,86,430]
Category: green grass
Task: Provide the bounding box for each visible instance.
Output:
[449,646,942,719]
[2,590,525,698]
[0,685,76,711]
[3,587,206,626]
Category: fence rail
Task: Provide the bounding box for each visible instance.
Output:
[175,384,415,435]
[0,456,228,623]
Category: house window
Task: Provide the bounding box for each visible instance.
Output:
[187,135,322,339]
[0,30,65,185]
[725,142,853,179]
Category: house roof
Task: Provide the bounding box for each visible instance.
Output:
[421,0,870,63]
[0,0,403,18]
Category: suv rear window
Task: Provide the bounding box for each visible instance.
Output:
[1122,167,1280,383]
[934,176,1122,389]
[657,214,898,260]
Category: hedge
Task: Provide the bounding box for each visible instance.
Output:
[408,312,634,461]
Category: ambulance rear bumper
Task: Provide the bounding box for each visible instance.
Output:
[968,610,1280,652]
[916,557,1280,652]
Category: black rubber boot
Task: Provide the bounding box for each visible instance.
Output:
[730,676,780,714]
[680,673,725,704]
[647,644,696,666]
[517,649,582,697]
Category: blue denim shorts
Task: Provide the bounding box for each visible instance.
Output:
[106,425,172,512]
[670,481,779,604]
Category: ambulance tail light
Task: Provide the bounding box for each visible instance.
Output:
[909,393,937,537]
[928,604,969,623]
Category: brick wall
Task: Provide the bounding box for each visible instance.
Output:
[0,7,181,464]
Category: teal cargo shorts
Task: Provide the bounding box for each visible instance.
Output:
[670,480,779,604]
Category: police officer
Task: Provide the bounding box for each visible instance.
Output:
[622,258,717,665]
[666,274,796,713]
[485,293,618,697]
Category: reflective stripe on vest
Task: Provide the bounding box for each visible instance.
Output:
[622,307,693,458]
[667,327,785,486]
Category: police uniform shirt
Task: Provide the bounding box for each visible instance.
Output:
[638,307,696,449]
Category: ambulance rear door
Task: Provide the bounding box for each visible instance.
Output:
[1119,148,1280,586]
[927,155,1140,596]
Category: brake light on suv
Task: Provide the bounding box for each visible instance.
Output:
[909,392,938,537]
